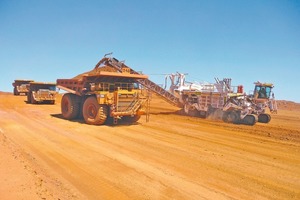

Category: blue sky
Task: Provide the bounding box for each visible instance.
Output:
[1,0,300,102]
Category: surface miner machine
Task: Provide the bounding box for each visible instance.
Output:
[164,73,277,125]
[56,56,150,125]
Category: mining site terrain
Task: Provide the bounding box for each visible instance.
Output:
[0,92,299,199]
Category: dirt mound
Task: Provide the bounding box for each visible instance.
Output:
[0,91,12,95]
[277,100,300,111]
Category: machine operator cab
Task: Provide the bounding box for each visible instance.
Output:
[253,82,274,102]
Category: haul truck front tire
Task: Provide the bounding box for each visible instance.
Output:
[83,96,108,125]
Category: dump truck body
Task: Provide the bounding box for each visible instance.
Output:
[12,79,34,95]
[57,59,150,125]
[27,82,57,104]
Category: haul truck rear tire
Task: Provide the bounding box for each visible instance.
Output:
[83,96,107,125]
[61,93,80,119]
[27,92,31,103]
[13,87,19,95]
[30,92,37,104]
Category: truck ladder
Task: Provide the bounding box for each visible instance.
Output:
[104,57,182,107]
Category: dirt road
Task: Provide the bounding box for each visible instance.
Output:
[0,92,299,199]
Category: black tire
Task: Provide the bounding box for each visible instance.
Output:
[207,109,223,120]
[258,113,271,123]
[83,96,107,125]
[13,87,19,95]
[267,114,271,122]
[222,111,240,124]
[61,93,80,119]
[242,114,257,126]
[30,92,37,104]
[123,115,141,123]
[27,92,31,103]
[189,109,200,117]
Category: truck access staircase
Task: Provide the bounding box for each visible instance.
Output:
[96,56,183,107]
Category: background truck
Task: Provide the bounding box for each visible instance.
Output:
[56,56,150,125]
[27,82,57,104]
[12,79,34,95]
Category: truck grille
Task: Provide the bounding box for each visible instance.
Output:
[117,94,137,112]
[36,89,55,100]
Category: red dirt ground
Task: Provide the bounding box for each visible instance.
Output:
[0,92,299,199]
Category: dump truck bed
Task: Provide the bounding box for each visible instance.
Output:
[29,82,56,87]
[12,79,34,87]
[57,71,148,95]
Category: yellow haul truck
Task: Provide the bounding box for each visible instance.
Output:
[12,79,34,95]
[56,56,150,125]
[27,82,57,104]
